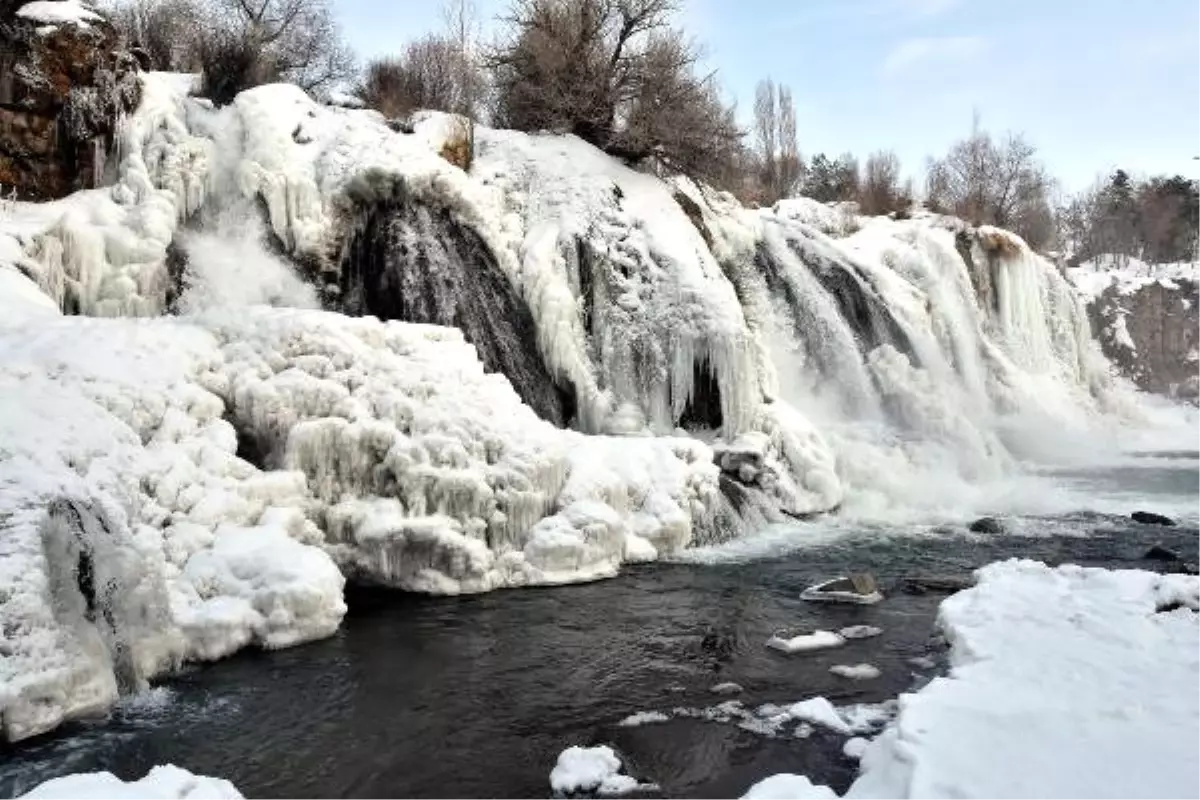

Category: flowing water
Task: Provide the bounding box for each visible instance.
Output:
[3,457,1197,799]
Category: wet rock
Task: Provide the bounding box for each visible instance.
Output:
[968,516,1005,534]
[1132,511,1176,527]
[1142,543,1180,561]
[709,682,743,695]
[900,575,973,595]
[700,631,735,659]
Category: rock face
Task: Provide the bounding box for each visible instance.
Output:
[1089,279,1199,401]
[0,2,140,200]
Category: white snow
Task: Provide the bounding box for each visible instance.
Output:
[842,737,870,760]
[766,629,845,654]
[19,764,242,799]
[549,745,650,797]
[746,560,1200,799]
[742,774,838,800]
[1067,255,1198,303]
[0,265,59,324]
[16,0,102,27]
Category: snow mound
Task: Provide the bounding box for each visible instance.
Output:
[767,629,845,653]
[19,764,242,799]
[549,745,651,797]
[742,774,838,800]
[747,560,1200,799]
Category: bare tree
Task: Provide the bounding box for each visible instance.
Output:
[860,149,905,216]
[925,114,1056,248]
[754,79,778,198]
[752,78,802,203]
[198,0,355,103]
[102,0,202,71]
[359,37,464,119]
[488,0,742,184]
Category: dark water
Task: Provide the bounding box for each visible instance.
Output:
[2,517,1197,799]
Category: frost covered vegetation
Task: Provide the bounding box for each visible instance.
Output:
[0,0,1195,751]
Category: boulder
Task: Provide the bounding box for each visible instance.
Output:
[968,516,1005,534]
[1132,511,1176,527]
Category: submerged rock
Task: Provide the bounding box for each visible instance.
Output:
[900,575,974,595]
[710,682,744,695]
[1142,544,1181,561]
[968,516,1005,534]
[1132,511,1177,527]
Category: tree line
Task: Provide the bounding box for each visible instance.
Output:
[102,0,1197,261]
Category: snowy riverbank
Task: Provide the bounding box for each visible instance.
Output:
[742,559,1200,799]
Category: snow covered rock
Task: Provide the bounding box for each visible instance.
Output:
[1069,257,1198,401]
[549,745,650,797]
[829,663,881,680]
[19,764,242,799]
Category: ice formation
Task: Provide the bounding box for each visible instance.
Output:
[0,63,1188,744]
[19,764,242,799]
[745,560,1200,799]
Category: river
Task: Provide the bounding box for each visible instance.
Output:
[2,457,1197,798]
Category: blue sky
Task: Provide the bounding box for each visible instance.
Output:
[334,0,1199,193]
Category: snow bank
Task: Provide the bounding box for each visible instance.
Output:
[19,764,242,799]
[745,560,1200,799]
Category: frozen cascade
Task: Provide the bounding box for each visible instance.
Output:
[336,176,575,426]
[0,66,1182,745]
